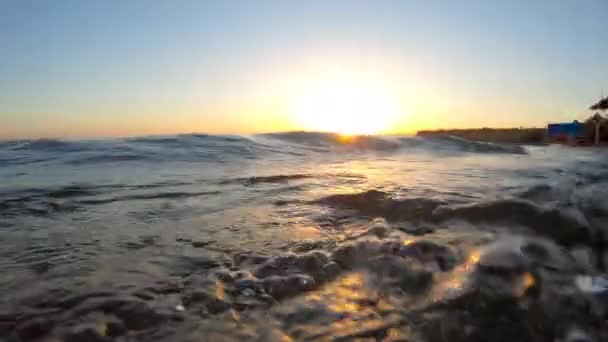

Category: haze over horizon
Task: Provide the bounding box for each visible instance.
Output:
[1,0,607,139]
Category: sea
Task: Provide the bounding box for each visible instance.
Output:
[1,132,607,341]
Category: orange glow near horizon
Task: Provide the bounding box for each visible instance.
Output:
[0,65,480,139]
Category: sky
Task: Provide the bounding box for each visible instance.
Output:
[1,0,607,139]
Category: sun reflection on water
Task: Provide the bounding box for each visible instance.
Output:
[431,249,480,301]
[403,239,414,246]
[326,273,366,313]
[215,279,225,300]
[304,272,390,317]
[433,248,537,301]
[468,251,480,265]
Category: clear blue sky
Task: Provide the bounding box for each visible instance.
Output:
[1,0,607,138]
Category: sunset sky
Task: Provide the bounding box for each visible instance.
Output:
[1,0,607,139]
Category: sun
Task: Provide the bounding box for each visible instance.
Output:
[290,79,399,135]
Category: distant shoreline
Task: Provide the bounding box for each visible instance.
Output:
[416,128,546,144]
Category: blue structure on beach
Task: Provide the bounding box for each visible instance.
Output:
[547,121,584,143]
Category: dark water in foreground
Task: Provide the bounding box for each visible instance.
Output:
[1,132,607,341]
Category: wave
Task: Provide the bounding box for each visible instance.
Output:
[260,131,527,155]
[0,181,205,217]
[126,134,254,148]
[260,131,402,151]
[219,174,313,186]
[1,133,529,156]
[0,132,529,169]
[6,139,89,152]
[433,199,591,246]
[315,189,592,247]
[415,135,527,154]
[78,190,220,205]
[315,189,445,222]
[67,153,153,165]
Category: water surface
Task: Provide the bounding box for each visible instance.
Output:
[1,133,607,341]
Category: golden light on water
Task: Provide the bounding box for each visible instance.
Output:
[290,78,400,135]
[517,272,536,297]
[305,272,373,315]
[432,249,480,301]
[215,279,225,300]
[523,272,535,289]
[403,239,414,246]
[468,251,480,265]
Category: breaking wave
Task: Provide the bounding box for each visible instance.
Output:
[410,135,527,154]
[0,132,528,168]
[261,131,527,154]
[316,189,595,248]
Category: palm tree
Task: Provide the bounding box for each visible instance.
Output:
[588,97,608,144]
[590,97,608,111]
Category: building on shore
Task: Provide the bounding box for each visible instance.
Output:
[547,121,585,144]
[589,97,608,145]
[546,97,608,145]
